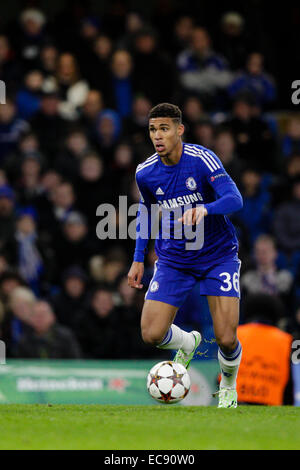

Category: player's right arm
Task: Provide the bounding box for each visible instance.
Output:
[128,170,155,289]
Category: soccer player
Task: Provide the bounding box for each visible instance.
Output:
[128,103,243,408]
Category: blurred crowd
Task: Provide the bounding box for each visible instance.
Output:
[0,3,300,360]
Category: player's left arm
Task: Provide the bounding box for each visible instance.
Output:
[203,153,243,216]
[179,149,243,225]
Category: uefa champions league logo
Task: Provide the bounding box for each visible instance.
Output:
[186,177,197,191]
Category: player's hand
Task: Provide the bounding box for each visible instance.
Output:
[178,206,208,225]
[128,261,144,289]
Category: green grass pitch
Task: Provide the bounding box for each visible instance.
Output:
[0,404,299,450]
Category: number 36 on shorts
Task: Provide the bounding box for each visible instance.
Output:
[219,270,240,294]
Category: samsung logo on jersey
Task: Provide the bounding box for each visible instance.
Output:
[158,192,203,209]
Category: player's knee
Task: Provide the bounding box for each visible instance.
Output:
[216,333,237,353]
[141,328,164,346]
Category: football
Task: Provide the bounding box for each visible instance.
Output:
[147,361,191,404]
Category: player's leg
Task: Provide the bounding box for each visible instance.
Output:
[142,262,201,364]
[141,299,197,353]
[207,295,242,407]
[199,258,242,407]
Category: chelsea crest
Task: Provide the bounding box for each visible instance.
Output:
[186,177,197,191]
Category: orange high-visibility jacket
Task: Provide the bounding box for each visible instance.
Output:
[237,323,292,406]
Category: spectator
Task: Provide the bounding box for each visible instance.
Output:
[4,286,36,356]
[40,169,62,195]
[51,52,90,120]
[50,181,76,220]
[214,127,242,185]
[133,28,174,103]
[228,52,276,108]
[123,95,153,158]
[270,153,300,207]
[177,27,232,108]
[192,119,215,149]
[0,185,16,255]
[116,272,163,359]
[0,272,26,315]
[84,34,113,92]
[79,89,104,139]
[14,300,82,358]
[109,50,133,118]
[37,44,58,78]
[0,170,7,186]
[53,211,99,276]
[32,170,63,236]
[30,89,70,161]
[49,265,88,334]
[235,168,272,244]
[0,35,22,92]
[94,109,122,160]
[93,34,113,64]
[76,285,124,358]
[237,293,293,405]
[118,11,145,50]
[38,181,77,242]
[54,127,91,183]
[282,116,300,157]
[48,181,76,223]
[111,142,135,189]
[241,235,293,308]
[53,1,92,53]
[76,152,114,227]
[16,69,43,119]
[3,131,46,183]
[80,32,113,96]
[7,129,38,159]
[0,99,29,162]
[100,248,128,286]
[80,16,101,42]
[0,253,9,277]
[225,94,275,171]
[75,16,101,73]
[15,153,44,206]
[16,129,41,156]
[274,177,300,255]
[285,153,300,179]
[5,209,54,295]
[16,9,49,70]
[217,12,251,71]
[182,95,207,141]
[171,16,195,55]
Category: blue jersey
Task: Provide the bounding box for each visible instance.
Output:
[134,143,242,269]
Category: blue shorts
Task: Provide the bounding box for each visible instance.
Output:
[145,258,241,308]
